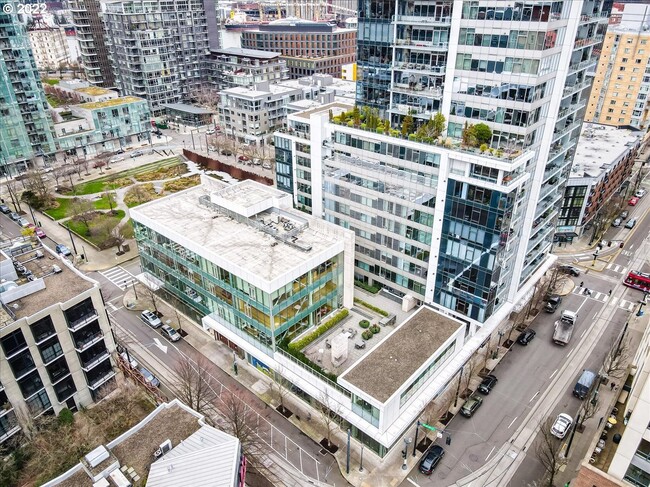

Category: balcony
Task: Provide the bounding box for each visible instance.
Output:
[393,63,446,75]
[392,83,443,98]
[87,368,116,391]
[0,411,21,445]
[563,79,591,98]
[579,13,609,24]
[574,35,604,49]
[394,39,449,51]
[81,350,111,372]
[394,15,451,25]
[67,309,98,332]
[569,58,597,74]
[552,120,582,143]
[74,331,104,353]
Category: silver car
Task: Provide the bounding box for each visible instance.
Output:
[161,324,181,342]
[551,413,573,439]
[612,218,622,227]
[141,310,162,328]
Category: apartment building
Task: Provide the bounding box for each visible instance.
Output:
[240,18,356,78]
[27,26,70,71]
[102,0,209,116]
[0,4,58,177]
[557,124,643,239]
[586,25,650,130]
[55,95,152,157]
[0,240,117,445]
[68,0,115,87]
[276,0,607,326]
[205,47,289,91]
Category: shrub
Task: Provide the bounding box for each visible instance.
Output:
[370,325,381,334]
[362,330,373,340]
[288,309,349,352]
[359,319,370,329]
[353,298,389,317]
[474,123,493,145]
[480,143,488,153]
[58,408,74,426]
[354,280,382,294]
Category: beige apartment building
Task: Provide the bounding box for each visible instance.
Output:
[586,26,650,130]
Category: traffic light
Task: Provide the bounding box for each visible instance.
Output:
[445,436,452,445]
[620,242,624,248]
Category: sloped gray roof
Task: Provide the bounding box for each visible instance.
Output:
[146,425,240,487]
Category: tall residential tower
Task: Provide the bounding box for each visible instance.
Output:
[277,0,608,326]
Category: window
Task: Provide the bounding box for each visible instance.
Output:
[1,329,27,357]
[619,118,626,122]
[622,58,628,63]
[39,338,63,364]
[606,116,612,120]
[620,67,626,71]
[608,108,614,113]
[610,100,616,105]
[30,316,55,343]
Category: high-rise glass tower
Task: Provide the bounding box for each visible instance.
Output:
[277,0,608,326]
[0,3,58,176]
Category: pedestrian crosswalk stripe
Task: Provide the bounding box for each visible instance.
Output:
[609,297,618,307]
[100,266,137,291]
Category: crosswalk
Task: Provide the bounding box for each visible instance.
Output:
[605,263,627,274]
[621,250,634,257]
[571,287,636,311]
[100,266,137,291]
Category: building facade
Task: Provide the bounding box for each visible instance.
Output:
[586,25,650,130]
[0,4,58,177]
[205,47,289,92]
[557,124,643,239]
[218,82,304,146]
[55,95,152,157]
[102,0,209,116]
[27,26,70,71]
[240,18,356,78]
[0,241,117,445]
[68,0,115,87]
[276,0,607,326]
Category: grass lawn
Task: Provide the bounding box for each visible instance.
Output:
[44,198,74,220]
[64,210,125,248]
[43,78,60,85]
[66,157,183,195]
[92,195,117,210]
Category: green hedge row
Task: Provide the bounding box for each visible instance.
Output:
[353,298,389,317]
[354,280,382,294]
[288,309,349,352]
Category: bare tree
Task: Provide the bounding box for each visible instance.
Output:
[95,160,106,175]
[53,165,68,188]
[459,355,482,399]
[535,416,567,487]
[172,355,217,416]
[578,395,601,429]
[140,282,161,316]
[318,390,341,449]
[5,178,23,212]
[189,84,221,111]
[69,198,95,234]
[24,169,50,206]
[73,158,86,179]
[604,338,632,380]
[64,167,76,191]
[102,190,117,214]
[112,223,133,254]
[424,387,455,427]
[270,367,292,415]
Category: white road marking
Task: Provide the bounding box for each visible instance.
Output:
[580,329,587,338]
[566,347,575,357]
[406,478,421,487]
[153,338,168,354]
[508,416,518,429]
[100,266,137,290]
[107,302,118,312]
[529,391,540,403]
[609,297,618,307]
[549,369,558,379]
[485,446,496,462]
[629,244,635,250]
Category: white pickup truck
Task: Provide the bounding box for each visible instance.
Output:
[553,310,577,346]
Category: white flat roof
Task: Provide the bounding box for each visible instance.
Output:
[222,84,301,98]
[570,124,642,179]
[131,177,348,286]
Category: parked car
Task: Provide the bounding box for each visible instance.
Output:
[559,264,580,277]
[109,155,125,163]
[139,367,160,388]
[221,149,233,156]
[131,150,144,158]
[252,158,262,166]
[238,155,250,162]
[92,161,106,168]
[120,352,138,369]
[160,324,181,342]
[26,224,46,238]
[544,295,562,313]
[9,212,20,221]
[419,445,445,475]
[116,148,125,154]
[460,394,483,418]
[612,217,622,227]
[550,413,573,439]
[206,128,215,135]
[619,210,629,220]
[262,162,272,170]
[55,244,72,256]
[153,129,163,136]
[17,217,30,228]
[0,204,10,214]
[635,188,646,198]
[628,197,639,206]
[141,310,162,328]
[625,218,637,229]
[478,374,498,395]
[517,328,537,345]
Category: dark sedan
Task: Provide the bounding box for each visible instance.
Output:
[517,328,536,345]
[478,374,498,394]
[419,445,445,475]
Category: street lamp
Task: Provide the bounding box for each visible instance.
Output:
[402,437,412,470]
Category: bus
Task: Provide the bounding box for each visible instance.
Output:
[624,271,650,293]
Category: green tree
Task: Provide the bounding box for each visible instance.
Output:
[401,115,414,137]
[432,112,446,138]
[474,123,493,145]
[461,122,476,146]
[352,105,361,127]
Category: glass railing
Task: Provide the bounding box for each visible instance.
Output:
[275,347,351,398]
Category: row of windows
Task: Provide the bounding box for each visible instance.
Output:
[455,53,541,75]
[334,133,441,167]
[458,28,558,51]
[354,258,426,295]
[399,341,456,407]
[451,102,542,128]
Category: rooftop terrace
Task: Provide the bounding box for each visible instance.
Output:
[340,307,463,403]
[78,96,145,110]
[0,239,94,326]
[131,177,349,284]
[570,123,643,179]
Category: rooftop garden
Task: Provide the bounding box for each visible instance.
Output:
[330,106,524,161]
